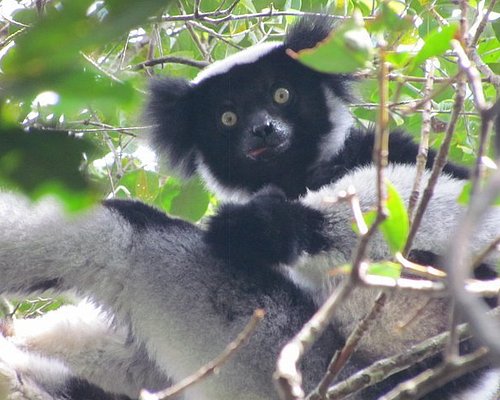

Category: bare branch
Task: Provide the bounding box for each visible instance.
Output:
[157,10,360,25]
[445,168,500,360]
[132,56,209,70]
[359,265,446,294]
[404,74,466,255]
[274,281,354,400]
[465,278,500,297]
[306,292,386,400]
[451,40,486,111]
[380,347,490,400]
[471,0,498,46]
[395,252,447,280]
[326,307,500,399]
[80,52,124,85]
[407,59,435,220]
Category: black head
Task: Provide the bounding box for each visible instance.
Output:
[146,16,354,200]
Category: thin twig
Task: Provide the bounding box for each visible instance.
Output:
[353,71,491,83]
[404,73,466,255]
[158,10,358,24]
[306,292,387,400]
[80,52,124,84]
[274,281,354,400]
[451,40,486,111]
[407,59,435,220]
[395,252,447,280]
[471,0,497,46]
[380,347,490,400]
[445,167,500,359]
[359,264,446,294]
[470,45,500,92]
[465,278,500,297]
[188,20,244,50]
[373,55,390,221]
[444,303,460,362]
[132,56,209,70]
[472,236,500,270]
[140,309,265,400]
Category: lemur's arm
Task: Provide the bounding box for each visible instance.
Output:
[205,186,331,268]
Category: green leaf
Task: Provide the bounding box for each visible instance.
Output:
[119,170,160,203]
[381,181,409,253]
[158,177,210,222]
[368,1,414,33]
[156,178,182,211]
[458,181,472,205]
[487,63,500,74]
[408,24,458,73]
[385,51,411,68]
[1,0,167,112]
[351,182,409,253]
[493,20,500,42]
[458,181,500,206]
[288,13,373,74]
[0,126,99,211]
[367,261,402,278]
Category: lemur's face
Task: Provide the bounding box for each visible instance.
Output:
[147,31,353,199]
[190,48,345,196]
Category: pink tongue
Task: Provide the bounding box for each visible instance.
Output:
[248,147,268,157]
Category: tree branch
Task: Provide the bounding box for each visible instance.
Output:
[132,56,209,70]
[326,307,500,399]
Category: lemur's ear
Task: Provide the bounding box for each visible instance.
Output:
[285,15,353,102]
[145,77,197,177]
[284,15,335,52]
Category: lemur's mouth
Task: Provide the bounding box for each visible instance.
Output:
[246,142,289,161]
[247,147,270,158]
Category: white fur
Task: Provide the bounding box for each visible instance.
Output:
[192,42,281,84]
[0,192,314,400]
[317,86,354,162]
[6,300,164,397]
[296,164,500,302]
[1,160,499,399]
[450,369,500,400]
[0,334,70,400]
[196,156,253,203]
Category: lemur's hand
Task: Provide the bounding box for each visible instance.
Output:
[205,186,330,267]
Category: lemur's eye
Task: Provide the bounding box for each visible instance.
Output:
[273,87,290,104]
[221,111,238,127]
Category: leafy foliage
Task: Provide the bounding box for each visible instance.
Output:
[1,0,499,222]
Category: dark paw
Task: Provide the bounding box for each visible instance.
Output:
[252,185,287,202]
[205,188,330,268]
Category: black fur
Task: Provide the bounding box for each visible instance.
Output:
[60,377,133,400]
[26,277,63,292]
[104,199,190,231]
[145,78,196,177]
[205,186,330,267]
[306,129,469,191]
[284,15,335,52]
